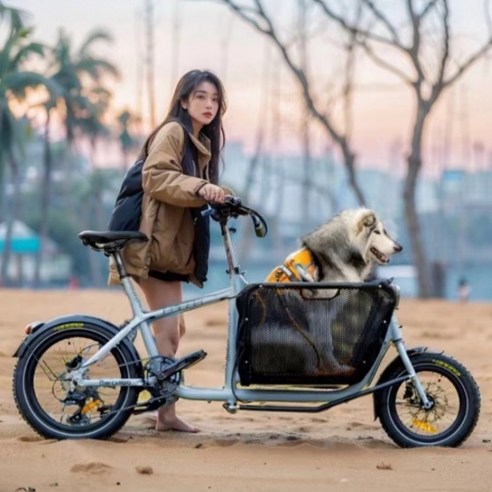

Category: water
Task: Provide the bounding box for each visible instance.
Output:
[184,259,492,301]
[383,263,492,300]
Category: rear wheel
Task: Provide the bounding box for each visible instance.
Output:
[13,325,140,439]
[377,353,480,447]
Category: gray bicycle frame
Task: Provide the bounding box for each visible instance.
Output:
[72,220,431,409]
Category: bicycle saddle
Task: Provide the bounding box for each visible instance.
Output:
[78,230,148,253]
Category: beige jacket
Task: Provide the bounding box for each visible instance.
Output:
[109,122,212,286]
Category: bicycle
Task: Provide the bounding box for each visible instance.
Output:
[12,197,481,447]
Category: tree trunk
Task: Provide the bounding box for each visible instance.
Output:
[404,105,433,298]
[34,111,52,287]
[0,152,21,285]
[0,109,6,223]
[89,147,104,286]
[341,141,365,206]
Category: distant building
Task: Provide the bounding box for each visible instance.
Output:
[0,221,72,286]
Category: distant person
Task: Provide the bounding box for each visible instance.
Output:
[458,277,470,302]
[109,69,229,432]
[68,275,79,290]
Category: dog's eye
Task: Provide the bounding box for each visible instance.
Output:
[373,230,381,235]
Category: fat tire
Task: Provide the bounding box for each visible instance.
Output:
[13,324,139,440]
[377,352,480,448]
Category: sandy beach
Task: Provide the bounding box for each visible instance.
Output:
[1,288,491,491]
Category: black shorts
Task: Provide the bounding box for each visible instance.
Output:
[148,270,189,282]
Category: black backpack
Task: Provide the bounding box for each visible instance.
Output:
[107,158,144,232]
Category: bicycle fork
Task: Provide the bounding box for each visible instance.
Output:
[390,317,432,409]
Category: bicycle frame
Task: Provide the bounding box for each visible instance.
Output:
[71,219,431,411]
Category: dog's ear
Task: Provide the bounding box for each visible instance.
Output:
[356,210,376,234]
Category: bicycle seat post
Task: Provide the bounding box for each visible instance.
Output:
[112,249,145,316]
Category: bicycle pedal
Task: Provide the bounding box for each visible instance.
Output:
[137,389,152,404]
[158,350,207,380]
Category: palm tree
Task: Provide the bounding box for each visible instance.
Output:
[73,167,116,285]
[117,110,140,171]
[32,29,118,286]
[0,1,25,33]
[0,24,56,284]
[49,28,119,149]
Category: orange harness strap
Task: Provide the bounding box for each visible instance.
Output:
[265,247,318,283]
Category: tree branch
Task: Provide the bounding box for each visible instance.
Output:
[313,0,409,52]
[406,0,426,96]
[362,0,403,46]
[420,0,440,19]
[359,39,414,85]
[428,0,450,104]
[444,36,492,88]
[220,0,345,147]
[217,0,271,35]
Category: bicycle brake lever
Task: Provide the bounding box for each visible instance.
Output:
[201,205,213,218]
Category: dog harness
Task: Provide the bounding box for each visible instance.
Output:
[265,247,318,282]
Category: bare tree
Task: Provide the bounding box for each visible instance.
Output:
[214,0,366,206]
[145,0,156,128]
[313,0,492,297]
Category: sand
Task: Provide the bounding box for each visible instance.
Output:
[0,288,491,491]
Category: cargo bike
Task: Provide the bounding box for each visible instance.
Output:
[12,197,480,447]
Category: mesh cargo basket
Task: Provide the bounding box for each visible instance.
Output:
[236,281,398,386]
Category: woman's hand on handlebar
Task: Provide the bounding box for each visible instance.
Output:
[198,183,226,203]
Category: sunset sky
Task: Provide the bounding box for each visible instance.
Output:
[7,0,492,173]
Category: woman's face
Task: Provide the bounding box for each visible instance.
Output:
[182,81,220,134]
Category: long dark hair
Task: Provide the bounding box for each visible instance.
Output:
[142,69,227,184]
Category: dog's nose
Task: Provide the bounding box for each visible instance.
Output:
[394,243,403,252]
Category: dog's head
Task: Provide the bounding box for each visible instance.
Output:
[353,209,403,265]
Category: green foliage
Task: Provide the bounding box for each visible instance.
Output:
[48,28,119,145]
[0,25,53,161]
[24,204,90,278]
[0,1,27,34]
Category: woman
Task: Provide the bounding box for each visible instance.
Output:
[112,69,228,432]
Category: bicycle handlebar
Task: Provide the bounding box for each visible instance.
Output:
[201,196,268,238]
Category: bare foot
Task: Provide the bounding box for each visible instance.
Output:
[141,412,199,433]
[155,415,199,433]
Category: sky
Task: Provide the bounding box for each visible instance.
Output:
[6,0,492,173]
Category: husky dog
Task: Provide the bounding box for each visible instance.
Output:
[251,208,402,383]
[301,208,402,283]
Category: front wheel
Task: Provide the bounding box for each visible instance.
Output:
[376,353,480,447]
[13,324,140,440]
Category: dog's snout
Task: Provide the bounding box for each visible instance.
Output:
[394,243,403,253]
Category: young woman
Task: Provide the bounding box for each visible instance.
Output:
[111,69,228,432]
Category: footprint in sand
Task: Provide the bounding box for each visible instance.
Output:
[193,438,239,448]
[109,436,131,443]
[71,462,113,474]
[421,331,457,340]
[346,421,380,431]
[17,435,44,443]
[356,436,396,448]
[283,435,303,445]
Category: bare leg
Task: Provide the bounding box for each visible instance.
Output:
[138,276,198,433]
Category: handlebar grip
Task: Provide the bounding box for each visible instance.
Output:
[223,195,242,207]
[251,213,268,237]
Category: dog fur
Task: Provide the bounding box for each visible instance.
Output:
[301,208,402,283]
